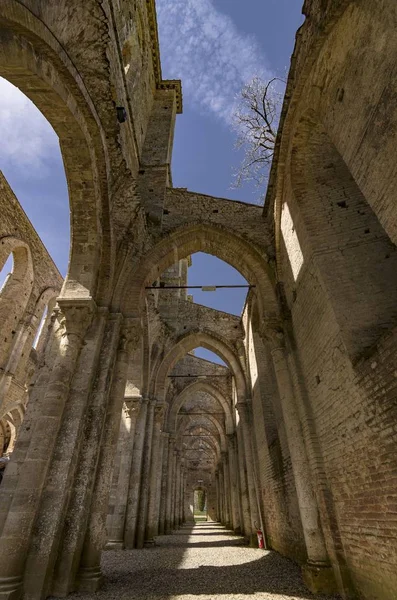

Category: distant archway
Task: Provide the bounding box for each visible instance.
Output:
[152,330,247,402]
[168,380,233,435]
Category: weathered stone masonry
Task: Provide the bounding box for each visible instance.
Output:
[0,1,397,600]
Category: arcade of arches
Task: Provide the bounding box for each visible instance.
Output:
[0,1,397,600]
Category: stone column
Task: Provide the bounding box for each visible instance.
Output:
[170,448,178,531]
[266,327,335,591]
[218,464,225,523]
[124,396,149,548]
[135,399,156,549]
[173,452,181,530]
[184,475,193,523]
[236,423,252,537]
[236,401,260,539]
[76,319,141,592]
[179,462,185,525]
[158,432,170,535]
[106,397,141,548]
[227,433,241,532]
[0,297,95,600]
[49,311,124,597]
[145,404,165,543]
[165,435,176,533]
[221,451,231,528]
[215,471,220,522]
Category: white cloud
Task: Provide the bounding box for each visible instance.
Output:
[156,0,273,125]
[0,77,59,176]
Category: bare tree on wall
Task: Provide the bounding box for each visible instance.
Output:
[232,76,285,195]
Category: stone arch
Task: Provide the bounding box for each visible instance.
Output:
[116,223,279,323]
[0,1,112,302]
[178,418,223,460]
[177,412,226,450]
[153,331,248,402]
[289,111,397,358]
[0,236,34,367]
[168,381,234,435]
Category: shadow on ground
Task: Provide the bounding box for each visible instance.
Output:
[63,523,341,600]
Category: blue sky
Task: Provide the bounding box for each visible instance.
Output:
[0,1,303,363]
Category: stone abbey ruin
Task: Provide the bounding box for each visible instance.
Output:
[0,1,397,599]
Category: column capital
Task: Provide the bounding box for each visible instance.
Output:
[154,403,165,426]
[57,297,97,339]
[260,320,286,352]
[119,317,142,354]
[123,396,142,418]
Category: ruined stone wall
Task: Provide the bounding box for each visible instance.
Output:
[164,189,272,254]
[268,1,397,596]
[0,171,62,454]
[242,299,306,562]
[163,300,244,345]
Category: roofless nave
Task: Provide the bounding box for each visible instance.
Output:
[1,1,397,600]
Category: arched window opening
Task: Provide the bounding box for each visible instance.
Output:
[280,202,304,282]
[0,254,13,293]
[153,252,249,323]
[32,306,48,351]
[192,347,227,366]
[0,77,69,276]
[188,253,249,316]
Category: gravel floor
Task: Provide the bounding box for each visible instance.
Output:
[66,523,341,600]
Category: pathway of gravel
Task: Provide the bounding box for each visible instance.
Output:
[65,522,341,600]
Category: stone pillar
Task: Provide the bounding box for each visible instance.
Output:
[179,462,185,525]
[76,319,141,592]
[236,401,260,540]
[165,435,176,533]
[124,396,149,548]
[170,448,178,531]
[185,476,193,523]
[221,451,231,528]
[227,433,241,532]
[236,423,252,537]
[145,404,165,543]
[215,471,220,522]
[218,464,225,523]
[154,435,165,534]
[266,327,335,592]
[158,432,170,535]
[134,399,156,549]
[106,397,141,548]
[173,452,181,530]
[49,311,124,597]
[0,297,95,600]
